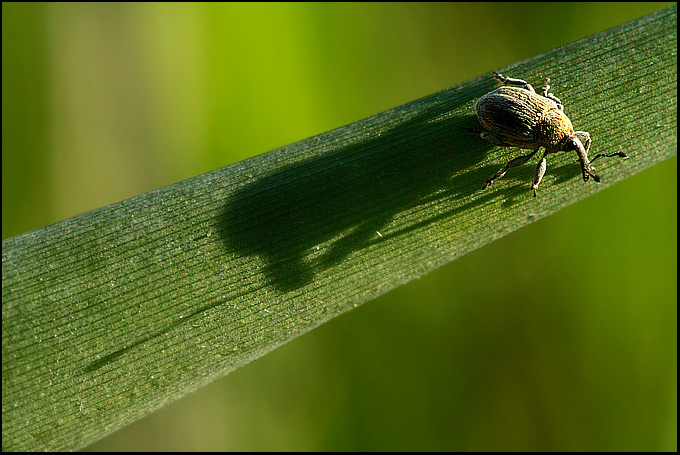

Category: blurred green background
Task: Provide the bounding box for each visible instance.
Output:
[2,2,676,451]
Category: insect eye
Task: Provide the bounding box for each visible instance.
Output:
[564,136,580,151]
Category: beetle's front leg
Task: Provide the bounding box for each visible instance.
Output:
[482,149,539,190]
[493,72,535,92]
[531,150,549,197]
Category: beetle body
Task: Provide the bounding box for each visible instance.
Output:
[464,72,627,196]
[476,86,573,151]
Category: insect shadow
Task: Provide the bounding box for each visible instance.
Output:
[218,93,497,293]
[84,90,516,373]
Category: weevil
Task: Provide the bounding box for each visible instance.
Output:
[463,72,627,197]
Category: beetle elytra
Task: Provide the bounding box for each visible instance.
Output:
[464,72,627,197]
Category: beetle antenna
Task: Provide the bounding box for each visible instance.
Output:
[585,152,627,183]
[588,152,629,164]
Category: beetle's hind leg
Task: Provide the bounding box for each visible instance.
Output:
[493,72,535,93]
[482,149,540,190]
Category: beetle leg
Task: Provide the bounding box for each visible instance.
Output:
[482,149,539,190]
[492,72,535,93]
[531,150,549,197]
[462,126,510,146]
[541,78,550,97]
[542,78,563,110]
